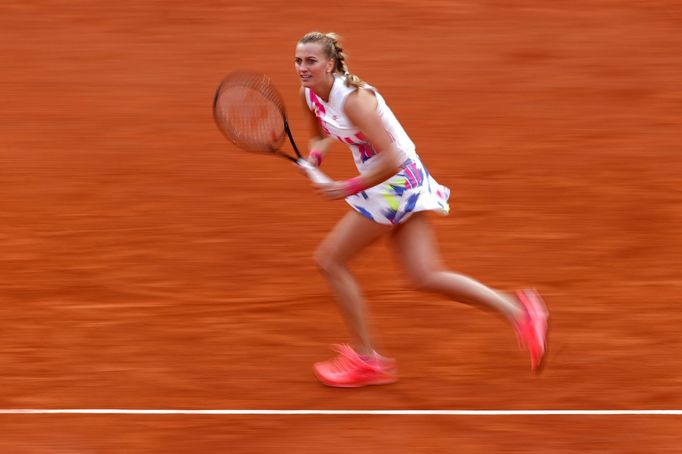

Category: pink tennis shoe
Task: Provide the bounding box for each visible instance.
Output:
[313,344,398,387]
[514,289,549,372]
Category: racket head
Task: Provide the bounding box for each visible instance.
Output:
[213,71,288,154]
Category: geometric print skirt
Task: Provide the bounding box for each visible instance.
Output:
[345,157,451,225]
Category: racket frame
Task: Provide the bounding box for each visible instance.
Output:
[213,72,332,184]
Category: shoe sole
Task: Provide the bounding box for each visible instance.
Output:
[315,377,398,388]
[519,288,549,374]
[313,368,398,388]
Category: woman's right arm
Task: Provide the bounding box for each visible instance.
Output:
[300,87,334,167]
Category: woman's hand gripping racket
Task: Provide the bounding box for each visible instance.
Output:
[213,71,331,184]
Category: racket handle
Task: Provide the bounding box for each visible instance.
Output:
[296,158,333,184]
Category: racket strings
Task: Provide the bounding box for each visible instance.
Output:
[213,73,287,153]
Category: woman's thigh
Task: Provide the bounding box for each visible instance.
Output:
[389,212,445,283]
[316,210,391,266]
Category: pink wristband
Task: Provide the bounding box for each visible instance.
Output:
[343,176,366,197]
[309,150,323,167]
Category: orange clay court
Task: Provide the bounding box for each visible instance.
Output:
[0,1,681,452]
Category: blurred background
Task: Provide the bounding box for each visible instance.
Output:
[0,0,681,451]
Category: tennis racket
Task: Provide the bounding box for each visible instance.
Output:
[212,70,331,184]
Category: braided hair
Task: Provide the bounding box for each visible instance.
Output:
[298,31,366,88]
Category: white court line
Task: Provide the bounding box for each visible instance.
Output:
[0,409,680,415]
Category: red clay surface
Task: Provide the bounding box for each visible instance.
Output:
[1,1,681,452]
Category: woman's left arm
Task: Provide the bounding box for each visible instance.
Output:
[315,88,402,200]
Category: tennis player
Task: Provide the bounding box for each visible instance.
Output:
[296,32,548,387]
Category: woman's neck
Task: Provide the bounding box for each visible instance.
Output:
[313,73,336,102]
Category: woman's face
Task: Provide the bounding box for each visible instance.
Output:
[294,42,334,89]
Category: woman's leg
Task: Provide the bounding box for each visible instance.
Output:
[390,212,523,322]
[314,210,391,355]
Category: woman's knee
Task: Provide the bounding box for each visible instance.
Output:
[406,270,443,292]
[313,246,344,276]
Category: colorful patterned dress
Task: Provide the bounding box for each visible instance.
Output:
[304,74,450,225]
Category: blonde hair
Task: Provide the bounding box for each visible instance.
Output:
[298,31,366,88]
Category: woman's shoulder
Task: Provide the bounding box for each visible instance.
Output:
[343,84,378,113]
[345,86,376,103]
[342,92,378,125]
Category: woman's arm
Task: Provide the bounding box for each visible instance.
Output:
[343,88,402,187]
[315,88,402,200]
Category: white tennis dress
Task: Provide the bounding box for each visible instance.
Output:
[304,74,450,225]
